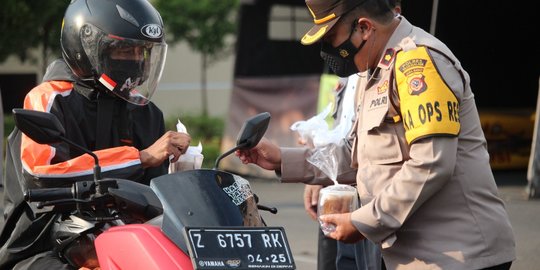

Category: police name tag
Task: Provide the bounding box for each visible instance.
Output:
[184,227,295,269]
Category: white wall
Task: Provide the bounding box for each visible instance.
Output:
[153,42,235,119]
[0,50,45,76]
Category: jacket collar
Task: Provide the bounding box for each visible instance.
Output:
[376,16,414,70]
[42,59,78,83]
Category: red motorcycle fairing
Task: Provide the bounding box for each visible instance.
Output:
[95,224,192,270]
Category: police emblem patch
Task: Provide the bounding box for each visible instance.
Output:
[407,74,427,95]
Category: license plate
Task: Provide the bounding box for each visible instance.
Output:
[184,227,295,269]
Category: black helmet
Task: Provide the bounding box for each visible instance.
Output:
[61,0,167,105]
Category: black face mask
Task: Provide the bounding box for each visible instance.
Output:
[101,58,147,99]
[320,22,367,77]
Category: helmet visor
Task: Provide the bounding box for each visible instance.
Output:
[81,23,167,105]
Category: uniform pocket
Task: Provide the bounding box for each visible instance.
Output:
[364,123,404,165]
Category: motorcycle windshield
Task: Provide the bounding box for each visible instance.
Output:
[149,169,263,253]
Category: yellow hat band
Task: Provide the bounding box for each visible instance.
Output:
[314,13,336,24]
[307,6,337,25]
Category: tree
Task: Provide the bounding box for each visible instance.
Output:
[0,0,68,74]
[155,0,239,116]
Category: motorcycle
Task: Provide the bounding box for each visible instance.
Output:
[13,109,296,270]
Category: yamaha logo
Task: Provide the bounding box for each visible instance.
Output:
[141,24,163,38]
[198,260,225,267]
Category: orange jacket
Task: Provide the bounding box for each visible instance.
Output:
[0,59,167,267]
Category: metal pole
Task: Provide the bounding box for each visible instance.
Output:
[527,76,540,199]
[429,0,439,35]
[0,88,3,186]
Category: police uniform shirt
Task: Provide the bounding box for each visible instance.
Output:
[348,17,515,270]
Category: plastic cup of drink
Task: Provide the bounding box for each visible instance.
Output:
[317,184,358,235]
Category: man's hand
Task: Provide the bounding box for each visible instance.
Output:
[304,185,323,220]
[235,137,281,170]
[140,131,191,168]
[319,212,365,243]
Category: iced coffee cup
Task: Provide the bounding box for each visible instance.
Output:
[317,184,358,235]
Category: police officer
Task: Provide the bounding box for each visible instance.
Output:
[0,0,190,268]
[237,0,516,269]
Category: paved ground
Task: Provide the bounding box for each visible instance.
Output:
[251,169,540,270]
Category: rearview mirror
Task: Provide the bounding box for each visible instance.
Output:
[13,109,65,144]
[213,112,271,169]
[235,112,271,150]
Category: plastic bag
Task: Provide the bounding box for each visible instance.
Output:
[308,143,339,182]
[290,103,348,183]
[290,103,333,147]
[168,119,204,173]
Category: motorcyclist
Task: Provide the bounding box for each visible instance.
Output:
[0,0,190,268]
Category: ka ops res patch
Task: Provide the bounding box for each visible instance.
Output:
[394,46,460,144]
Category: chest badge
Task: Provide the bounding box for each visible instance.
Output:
[377,80,389,94]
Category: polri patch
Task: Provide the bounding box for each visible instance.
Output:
[398,58,427,77]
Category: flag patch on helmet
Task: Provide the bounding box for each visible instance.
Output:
[99,74,117,91]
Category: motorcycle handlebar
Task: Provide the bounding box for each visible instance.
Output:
[24,187,74,202]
